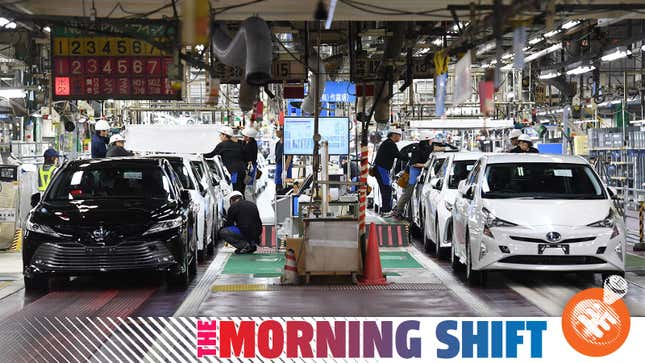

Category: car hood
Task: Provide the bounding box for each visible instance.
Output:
[33,198,179,240]
[482,199,612,227]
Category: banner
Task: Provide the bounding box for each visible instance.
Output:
[453,50,472,106]
[435,73,448,117]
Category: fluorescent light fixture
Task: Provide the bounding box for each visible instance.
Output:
[523,46,531,52]
[506,92,515,98]
[502,52,513,60]
[476,41,495,56]
[641,44,645,52]
[43,26,51,33]
[524,42,563,62]
[529,37,543,45]
[0,88,25,98]
[432,38,443,46]
[500,63,513,71]
[539,69,561,79]
[544,29,561,38]
[0,17,16,29]
[561,20,581,30]
[601,46,631,62]
[325,0,337,30]
[566,62,595,75]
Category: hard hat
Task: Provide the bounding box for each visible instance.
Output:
[227,191,243,201]
[109,134,125,144]
[389,129,403,136]
[95,120,111,131]
[518,134,532,143]
[241,127,258,138]
[43,148,59,159]
[509,129,523,139]
[219,125,235,137]
[420,131,434,140]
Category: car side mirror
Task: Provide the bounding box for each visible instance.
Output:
[31,193,41,208]
[180,190,191,206]
[430,178,442,190]
[608,186,618,199]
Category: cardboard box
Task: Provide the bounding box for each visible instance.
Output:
[285,237,306,274]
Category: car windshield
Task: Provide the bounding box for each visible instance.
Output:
[482,162,606,199]
[168,161,195,189]
[47,164,171,201]
[448,160,477,189]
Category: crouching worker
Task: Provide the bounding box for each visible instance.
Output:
[219,191,262,254]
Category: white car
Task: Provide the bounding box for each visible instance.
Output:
[409,152,450,234]
[149,155,216,263]
[451,154,625,285]
[423,152,482,257]
[205,155,234,225]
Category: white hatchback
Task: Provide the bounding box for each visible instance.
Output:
[451,154,625,285]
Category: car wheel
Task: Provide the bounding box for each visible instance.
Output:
[465,234,486,286]
[189,251,198,277]
[423,222,432,254]
[435,221,447,260]
[207,227,216,256]
[451,245,462,272]
[24,275,48,292]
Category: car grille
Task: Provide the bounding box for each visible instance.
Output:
[509,236,596,243]
[30,242,175,271]
[54,224,149,245]
[499,255,605,265]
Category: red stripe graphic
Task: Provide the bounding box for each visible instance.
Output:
[260,226,266,247]
[378,225,383,246]
[271,226,276,248]
[388,225,393,246]
[285,265,297,271]
[397,226,403,246]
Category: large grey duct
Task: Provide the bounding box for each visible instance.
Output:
[301,50,328,115]
[238,78,259,112]
[212,17,273,86]
[544,75,576,104]
[374,23,407,123]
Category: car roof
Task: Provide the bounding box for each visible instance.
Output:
[452,152,485,161]
[482,153,589,165]
[69,158,162,168]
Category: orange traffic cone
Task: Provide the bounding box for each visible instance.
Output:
[281,249,299,285]
[359,223,387,285]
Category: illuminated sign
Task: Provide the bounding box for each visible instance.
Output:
[51,22,181,100]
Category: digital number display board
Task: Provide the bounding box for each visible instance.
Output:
[51,22,181,100]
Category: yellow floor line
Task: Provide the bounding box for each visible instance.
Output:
[211,284,270,292]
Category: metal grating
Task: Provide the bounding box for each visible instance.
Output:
[212,282,447,292]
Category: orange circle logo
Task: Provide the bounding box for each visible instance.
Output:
[562,281,630,357]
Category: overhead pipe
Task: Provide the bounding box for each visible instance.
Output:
[374,22,407,123]
[301,49,328,115]
[212,16,273,86]
[238,78,259,112]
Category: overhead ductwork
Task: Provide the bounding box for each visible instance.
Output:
[373,22,407,123]
[543,75,577,104]
[212,16,273,86]
[238,78,259,112]
[301,49,328,115]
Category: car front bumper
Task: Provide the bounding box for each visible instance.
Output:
[472,225,625,273]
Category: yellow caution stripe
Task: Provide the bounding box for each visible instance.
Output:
[9,229,22,252]
[211,284,269,292]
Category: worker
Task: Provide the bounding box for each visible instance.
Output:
[389,132,457,218]
[340,155,360,192]
[373,129,402,215]
[241,127,259,202]
[204,126,246,193]
[510,134,540,153]
[38,148,59,192]
[219,191,262,254]
[274,129,293,195]
[508,129,523,152]
[106,134,134,157]
[91,120,111,158]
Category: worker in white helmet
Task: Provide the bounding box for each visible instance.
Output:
[510,134,539,153]
[219,191,262,254]
[91,120,111,158]
[106,134,134,157]
[508,129,523,152]
[204,125,246,193]
[241,127,259,202]
[373,129,403,215]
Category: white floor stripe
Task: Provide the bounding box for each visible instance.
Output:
[407,246,496,316]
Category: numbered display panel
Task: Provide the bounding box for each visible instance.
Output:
[51,23,181,100]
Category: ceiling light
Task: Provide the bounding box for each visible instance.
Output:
[432,38,443,47]
[476,42,495,56]
[502,52,513,60]
[544,29,561,38]
[566,62,595,75]
[601,46,631,62]
[641,44,645,52]
[524,42,563,62]
[43,26,51,33]
[325,0,337,30]
[0,17,16,29]
[561,20,581,30]
[529,37,543,45]
[500,64,513,71]
[539,69,561,79]
[0,88,25,99]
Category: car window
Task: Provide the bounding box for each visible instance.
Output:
[467,161,481,186]
[168,161,195,190]
[481,163,606,199]
[432,158,446,177]
[189,162,206,193]
[448,160,478,189]
[47,165,171,200]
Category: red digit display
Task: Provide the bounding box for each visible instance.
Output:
[132,78,146,95]
[101,58,114,75]
[146,58,161,75]
[100,78,115,95]
[147,78,162,95]
[132,58,144,75]
[85,77,100,95]
[70,58,84,75]
[116,58,130,75]
[117,78,130,96]
[54,59,69,75]
[86,58,100,74]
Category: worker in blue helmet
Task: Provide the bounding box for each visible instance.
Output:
[38,148,60,192]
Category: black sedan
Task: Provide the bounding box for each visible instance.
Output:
[23,158,198,291]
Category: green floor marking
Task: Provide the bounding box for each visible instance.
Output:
[626,253,645,269]
[222,253,285,275]
[380,251,422,269]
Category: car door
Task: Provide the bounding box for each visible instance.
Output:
[427,156,449,241]
[466,160,487,249]
[453,159,482,257]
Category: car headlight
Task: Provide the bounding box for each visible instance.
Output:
[587,210,616,228]
[483,208,517,238]
[143,217,183,236]
[25,219,70,238]
[444,200,454,212]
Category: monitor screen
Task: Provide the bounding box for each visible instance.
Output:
[284,117,350,155]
